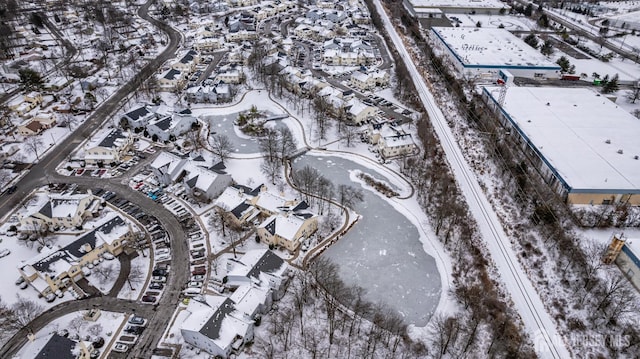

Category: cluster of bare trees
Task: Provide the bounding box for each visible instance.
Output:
[207,205,247,258]
[259,127,297,185]
[363,0,538,355]
[255,257,427,358]
[290,165,333,214]
[380,0,640,355]
[0,295,44,345]
[399,121,535,357]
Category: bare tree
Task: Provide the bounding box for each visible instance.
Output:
[68,315,86,334]
[337,184,364,209]
[277,127,297,163]
[24,136,44,161]
[260,158,282,185]
[87,323,103,337]
[339,121,359,147]
[259,128,280,163]
[127,264,145,290]
[11,294,44,327]
[209,134,233,163]
[93,263,117,285]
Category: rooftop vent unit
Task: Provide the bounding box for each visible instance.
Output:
[605,139,611,144]
[617,149,624,154]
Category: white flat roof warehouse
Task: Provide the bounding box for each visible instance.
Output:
[484,86,640,192]
[409,0,506,9]
[432,27,560,69]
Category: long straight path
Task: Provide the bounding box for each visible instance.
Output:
[372,1,571,358]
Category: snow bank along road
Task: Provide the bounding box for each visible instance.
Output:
[372,1,571,358]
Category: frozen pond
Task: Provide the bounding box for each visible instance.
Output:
[293,154,441,326]
[202,112,286,154]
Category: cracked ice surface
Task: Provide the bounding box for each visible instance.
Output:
[293,155,441,326]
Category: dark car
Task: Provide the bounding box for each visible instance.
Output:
[92,337,105,349]
[6,185,17,194]
[152,269,168,277]
[124,325,145,335]
[192,266,206,275]
[141,295,156,303]
[149,282,164,290]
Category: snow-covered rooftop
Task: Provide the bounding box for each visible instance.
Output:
[432,27,561,69]
[483,86,640,193]
[408,0,506,10]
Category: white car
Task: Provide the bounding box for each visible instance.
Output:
[113,343,129,353]
[188,281,203,288]
[0,249,11,258]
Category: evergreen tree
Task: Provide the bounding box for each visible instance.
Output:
[540,39,554,56]
[524,34,539,49]
[602,74,619,94]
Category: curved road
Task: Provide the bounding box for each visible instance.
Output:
[0,0,187,358]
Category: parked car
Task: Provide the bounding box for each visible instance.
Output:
[128,316,146,326]
[124,325,145,335]
[151,276,166,283]
[191,274,205,282]
[113,343,129,353]
[149,282,164,290]
[141,295,156,303]
[152,269,168,277]
[192,266,206,275]
[6,185,17,194]
[15,276,25,285]
[0,248,11,258]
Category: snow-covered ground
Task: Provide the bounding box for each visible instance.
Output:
[374,0,571,357]
[16,310,125,358]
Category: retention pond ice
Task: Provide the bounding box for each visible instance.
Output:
[293,154,441,326]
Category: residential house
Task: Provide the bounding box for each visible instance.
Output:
[346,99,377,124]
[18,192,102,232]
[0,143,19,160]
[8,92,43,118]
[172,50,200,74]
[121,105,158,129]
[366,123,417,159]
[350,70,390,91]
[181,296,254,358]
[84,129,133,165]
[35,333,93,359]
[150,151,233,200]
[226,249,290,299]
[146,111,197,142]
[216,69,242,84]
[185,83,232,103]
[19,214,132,297]
[17,113,57,136]
[158,68,186,91]
[257,210,318,252]
[227,0,259,7]
[213,184,263,227]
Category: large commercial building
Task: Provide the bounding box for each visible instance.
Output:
[431,27,561,80]
[482,86,640,205]
[403,0,508,18]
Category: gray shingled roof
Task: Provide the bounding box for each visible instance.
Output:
[247,250,284,280]
[98,129,127,148]
[165,69,181,80]
[35,334,76,359]
[199,297,236,340]
[125,106,150,120]
[153,116,172,131]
